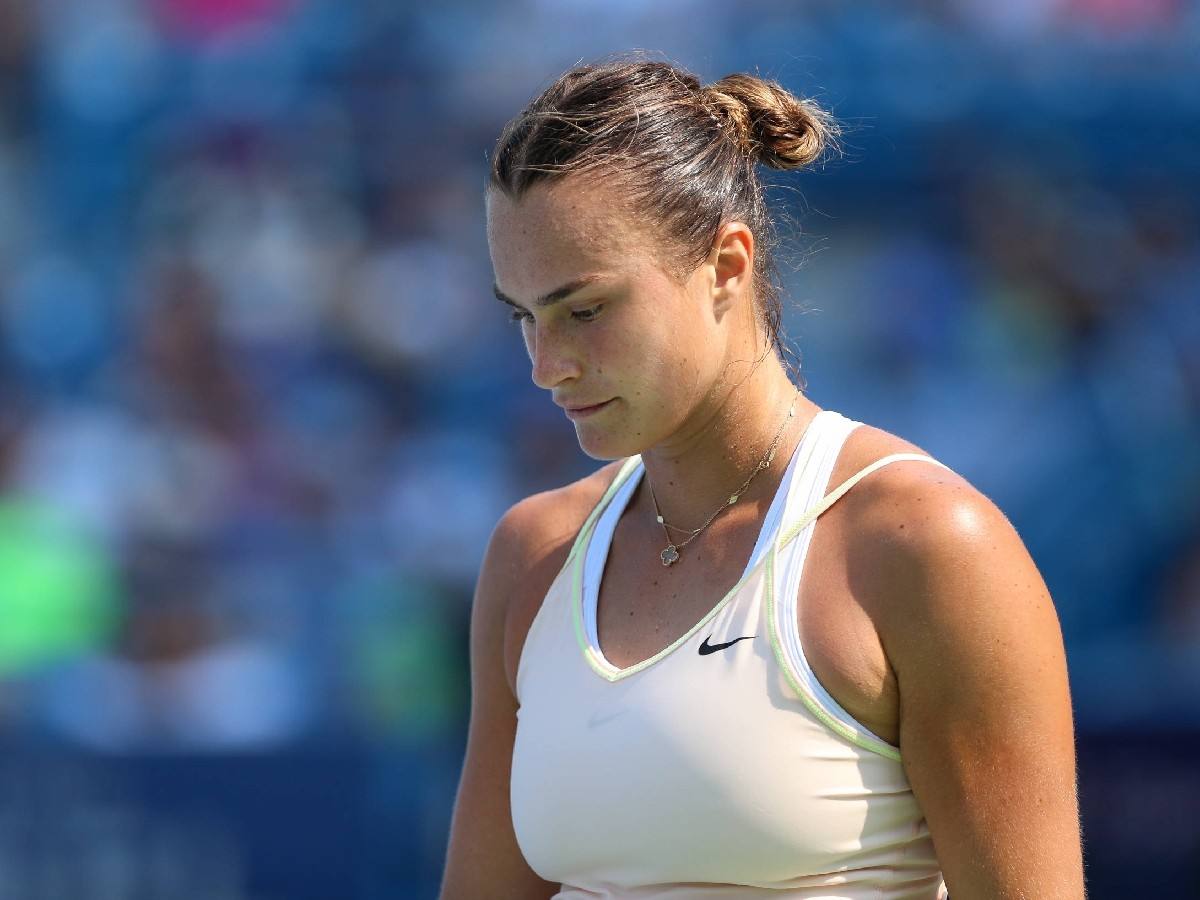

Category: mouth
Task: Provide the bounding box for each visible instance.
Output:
[563,398,615,421]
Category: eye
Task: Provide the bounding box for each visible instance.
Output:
[506,304,605,326]
[571,303,604,323]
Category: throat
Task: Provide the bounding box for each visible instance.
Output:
[636,401,814,543]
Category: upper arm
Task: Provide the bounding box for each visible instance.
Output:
[439,499,562,900]
[865,474,1085,899]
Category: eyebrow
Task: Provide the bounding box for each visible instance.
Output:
[492,274,606,310]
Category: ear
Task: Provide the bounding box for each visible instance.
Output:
[709,222,754,321]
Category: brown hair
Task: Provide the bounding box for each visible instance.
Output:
[488,52,840,384]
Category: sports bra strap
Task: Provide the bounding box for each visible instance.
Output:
[777,452,951,550]
[566,454,643,565]
[569,451,950,564]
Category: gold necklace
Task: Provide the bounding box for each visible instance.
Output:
[646,389,799,567]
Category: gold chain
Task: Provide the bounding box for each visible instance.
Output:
[647,389,799,567]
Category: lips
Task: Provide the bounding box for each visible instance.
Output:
[556,398,612,412]
[560,398,614,420]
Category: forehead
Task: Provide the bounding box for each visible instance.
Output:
[486,177,656,291]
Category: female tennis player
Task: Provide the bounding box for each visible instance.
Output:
[439,55,1085,900]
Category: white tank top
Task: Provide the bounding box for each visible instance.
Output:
[511,409,952,899]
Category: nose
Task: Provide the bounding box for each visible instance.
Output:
[527,325,581,390]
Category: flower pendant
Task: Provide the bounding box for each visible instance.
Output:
[661,544,680,566]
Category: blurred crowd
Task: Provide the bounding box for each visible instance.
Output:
[0,0,1196,758]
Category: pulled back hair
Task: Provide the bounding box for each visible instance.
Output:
[488,52,840,386]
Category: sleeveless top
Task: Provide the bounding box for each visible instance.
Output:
[510,409,953,899]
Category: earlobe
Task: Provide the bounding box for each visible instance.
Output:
[711,278,736,321]
[709,226,753,321]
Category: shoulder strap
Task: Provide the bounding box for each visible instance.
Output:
[564,455,643,565]
[777,452,952,550]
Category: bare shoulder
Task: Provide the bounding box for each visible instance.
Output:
[831,421,1017,580]
[827,420,995,556]
[829,421,1031,630]
[837,422,1067,696]
[830,420,973,510]
[492,459,626,570]
[829,424,1083,896]
[486,459,627,698]
[822,420,1062,693]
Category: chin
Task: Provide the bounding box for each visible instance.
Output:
[573,423,645,462]
[565,399,656,461]
[573,401,672,461]
[574,432,628,461]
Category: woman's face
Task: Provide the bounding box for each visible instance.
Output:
[486,177,734,460]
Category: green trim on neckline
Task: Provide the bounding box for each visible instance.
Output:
[565,448,950,761]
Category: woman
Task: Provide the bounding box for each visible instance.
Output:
[440,55,1085,899]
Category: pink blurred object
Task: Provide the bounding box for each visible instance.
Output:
[1062,0,1182,31]
[148,0,296,40]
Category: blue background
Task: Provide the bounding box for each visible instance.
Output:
[0,1,1197,897]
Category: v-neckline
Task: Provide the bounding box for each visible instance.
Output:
[572,411,829,681]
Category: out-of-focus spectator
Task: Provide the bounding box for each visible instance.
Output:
[0,4,1196,893]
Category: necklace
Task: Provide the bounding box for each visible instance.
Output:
[646,388,800,567]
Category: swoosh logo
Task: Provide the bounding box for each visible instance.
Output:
[698,634,756,656]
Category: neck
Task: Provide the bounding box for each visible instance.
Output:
[635,355,821,531]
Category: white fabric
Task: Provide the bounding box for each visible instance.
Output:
[511,408,951,899]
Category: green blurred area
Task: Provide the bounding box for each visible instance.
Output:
[0,499,120,676]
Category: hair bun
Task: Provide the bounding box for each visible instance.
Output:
[705,74,838,170]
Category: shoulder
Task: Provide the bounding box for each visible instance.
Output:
[832,421,1065,708]
[825,419,1001,559]
[828,425,1082,895]
[479,459,629,698]
[831,421,1031,623]
[487,458,628,580]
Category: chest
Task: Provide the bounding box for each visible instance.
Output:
[594,499,899,745]
[511,550,931,893]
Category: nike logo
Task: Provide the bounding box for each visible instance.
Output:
[698,634,756,655]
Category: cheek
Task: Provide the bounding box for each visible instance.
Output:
[587,328,619,371]
[624,315,706,386]
[593,299,705,394]
[611,331,699,409]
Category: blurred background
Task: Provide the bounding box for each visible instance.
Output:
[0,0,1196,897]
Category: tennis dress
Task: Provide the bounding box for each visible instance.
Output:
[510,409,952,899]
